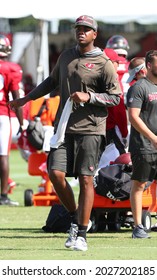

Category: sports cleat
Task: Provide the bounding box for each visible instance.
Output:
[65,223,78,248]
[132,224,151,239]
[73,236,88,251]
[0,197,19,206]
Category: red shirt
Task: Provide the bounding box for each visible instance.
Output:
[106,95,128,138]
[106,59,128,138]
[0,60,22,116]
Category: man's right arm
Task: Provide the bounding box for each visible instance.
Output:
[8,76,54,110]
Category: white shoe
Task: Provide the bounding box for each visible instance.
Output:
[73,236,88,251]
[65,223,78,248]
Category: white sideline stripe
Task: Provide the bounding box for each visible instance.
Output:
[91,246,157,249]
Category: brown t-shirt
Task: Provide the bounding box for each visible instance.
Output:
[52,47,121,135]
[30,46,121,135]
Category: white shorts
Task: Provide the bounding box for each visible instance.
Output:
[0,115,11,155]
[10,116,20,143]
[10,117,29,143]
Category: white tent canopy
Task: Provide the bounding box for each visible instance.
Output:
[1,0,157,24]
[1,0,157,83]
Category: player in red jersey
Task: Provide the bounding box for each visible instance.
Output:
[104,48,128,154]
[106,35,130,104]
[0,34,24,205]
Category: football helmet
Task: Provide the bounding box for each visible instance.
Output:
[106,35,130,50]
[106,35,129,57]
[114,152,132,165]
[0,34,11,57]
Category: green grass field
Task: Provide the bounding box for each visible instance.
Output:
[0,149,157,260]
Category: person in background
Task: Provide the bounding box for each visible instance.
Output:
[8,82,25,193]
[8,15,121,251]
[126,57,147,147]
[0,34,23,205]
[126,57,147,85]
[106,35,130,104]
[9,74,33,192]
[104,48,128,154]
[10,74,35,165]
[127,50,157,238]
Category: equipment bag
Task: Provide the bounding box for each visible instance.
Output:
[94,164,132,201]
[42,204,72,233]
[27,117,45,150]
[27,100,47,150]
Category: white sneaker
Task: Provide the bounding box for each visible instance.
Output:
[65,223,78,248]
[73,236,88,251]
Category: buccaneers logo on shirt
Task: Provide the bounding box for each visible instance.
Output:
[85,63,95,70]
[148,93,157,101]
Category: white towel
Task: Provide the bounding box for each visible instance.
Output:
[42,125,54,152]
[98,143,120,169]
[50,98,73,148]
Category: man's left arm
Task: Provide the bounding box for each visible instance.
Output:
[88,60,122,107]
[88,91,120,107]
